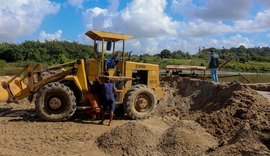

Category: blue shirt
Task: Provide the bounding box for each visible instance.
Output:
[102,83,115,102]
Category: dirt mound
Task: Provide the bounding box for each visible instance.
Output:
[96,122,158,156]
[158,76,270,155]
[196,83,270,142]
[209,123,270,156]
[97,119,218,156]
[157,120,218,156]
[155,77,192,122]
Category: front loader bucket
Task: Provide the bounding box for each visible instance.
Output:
[0,86,8,103]
[0,62,76,103]
[0,77,25,103]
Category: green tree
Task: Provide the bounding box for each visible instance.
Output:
[160,49,171,58]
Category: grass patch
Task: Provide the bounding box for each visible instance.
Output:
[0,66,23,76]
[0,60,6,68]
[0,61,50,76]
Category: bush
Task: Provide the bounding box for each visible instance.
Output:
[58,54,69,64]
[0,60,6,68]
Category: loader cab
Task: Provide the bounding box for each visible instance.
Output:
[85,30,133,77]
[85,30,136,104]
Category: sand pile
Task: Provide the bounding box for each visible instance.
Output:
[157,120,218,156]
[156,76,192,122]
[97,120,218,156]
[96,122,158,156]
[158,76,270,155]
[209,124,270,156]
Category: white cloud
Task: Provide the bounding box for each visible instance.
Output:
[172,0,193,10]
[68,0,84,9]
[235,9,270,32]
[84,7,109,29]
[171,0,196,15]
[181,20,233,37]
[39,30,63,42]
[162,34,265,53]
[221,34,251,48]
[80,0,270,54]
[126,32,267,54]
[108,0,119,12]
[77,33,91,44]
[0,0,60,42]
[116,0,179,37]
[177,9,270,37]
[127,38,160,54]
[90,7,108,16]
[84,0,179,38]
[170,0,270,37]
[194,0,250,20]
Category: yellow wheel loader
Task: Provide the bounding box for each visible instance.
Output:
[0,30,163,121]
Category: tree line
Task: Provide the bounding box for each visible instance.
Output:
[0,41,94,64]
[1,41,270,65]
[158,46,270,63]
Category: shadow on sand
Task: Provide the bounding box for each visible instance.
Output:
[0,108,130,124]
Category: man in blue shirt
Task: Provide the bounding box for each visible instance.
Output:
[96,76,117,126]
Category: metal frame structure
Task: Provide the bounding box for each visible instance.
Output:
[85,30,133,76]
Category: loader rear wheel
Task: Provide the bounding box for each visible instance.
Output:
[123,85,157,119]
[35,82,76,121]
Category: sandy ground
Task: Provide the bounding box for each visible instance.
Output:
[0,102,170,156]
[0,102,218,156]
[0,76,270,156]
[0,103,110,156]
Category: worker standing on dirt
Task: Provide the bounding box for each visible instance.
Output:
[208,50,219,83]
[96,76,117,126]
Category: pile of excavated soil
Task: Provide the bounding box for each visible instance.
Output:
[157,120,218,156]
[97,120,217,156]
[157,76,270,155]
[96,122,159,156]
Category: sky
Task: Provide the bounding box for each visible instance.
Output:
[1,0,270,54]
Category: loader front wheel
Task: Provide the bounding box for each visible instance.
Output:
[123,85,157,119]
[35,82,76,121]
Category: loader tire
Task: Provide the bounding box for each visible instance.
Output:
[35,82,76,121]
[123,85,157,119]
